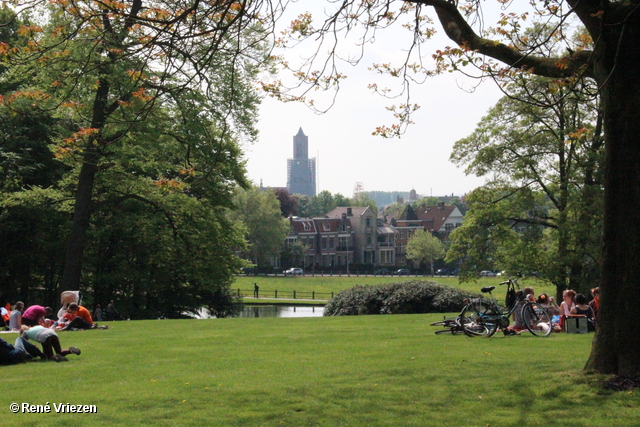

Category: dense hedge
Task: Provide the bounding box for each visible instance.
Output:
[323,280,481,316]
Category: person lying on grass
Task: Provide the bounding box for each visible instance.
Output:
[20,324,81,362]
[0,336,46,365]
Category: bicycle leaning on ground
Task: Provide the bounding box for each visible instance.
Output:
[456,278,552,337]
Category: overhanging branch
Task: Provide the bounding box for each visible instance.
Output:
[412,0,595,79]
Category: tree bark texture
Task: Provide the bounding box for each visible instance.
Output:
[585,13,640,375]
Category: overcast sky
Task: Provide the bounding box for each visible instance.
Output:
[242,2,506,198]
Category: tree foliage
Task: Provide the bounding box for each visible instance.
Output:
[228,187,290,269]
[406,229,445,274]
[0,1,278,317]
[448,74,603,293]
[0,0,279,292]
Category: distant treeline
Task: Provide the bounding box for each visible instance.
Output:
[365,191,411,207]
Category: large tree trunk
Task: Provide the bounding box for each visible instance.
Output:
[59,149,100,290]
[59,78,109,290]
[585,19,640,376]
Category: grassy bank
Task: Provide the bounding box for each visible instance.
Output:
[235,275,557,304]
[1,315,635,426]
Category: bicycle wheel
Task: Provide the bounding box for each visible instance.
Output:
[521,302,552,337]
[459,305,498,337]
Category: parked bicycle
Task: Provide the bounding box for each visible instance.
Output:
[457,278,552,337]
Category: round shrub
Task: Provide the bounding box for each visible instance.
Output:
[323,280,481,316]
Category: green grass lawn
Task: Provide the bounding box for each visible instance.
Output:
[1,315,635,426]
[235,275,557,303]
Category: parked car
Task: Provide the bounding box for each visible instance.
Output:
[283,268,303,276]
[480,270,496,277]
[436,268,451,276]
[240,267,255,275]
[374,268,390,275]
[394,268,411,276]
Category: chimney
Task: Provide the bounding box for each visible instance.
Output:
[437,201,445,210]
[347,207,353,216]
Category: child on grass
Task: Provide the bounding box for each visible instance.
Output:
[20,324,81,362]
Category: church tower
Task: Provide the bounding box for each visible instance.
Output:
[287,128,316,197]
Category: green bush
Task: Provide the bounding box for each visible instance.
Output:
[323,280,481,316]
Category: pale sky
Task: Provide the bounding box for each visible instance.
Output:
[243,2,507,198]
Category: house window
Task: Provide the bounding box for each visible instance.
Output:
[322,236,327,249]
[329,237,335,249]
[400,230,405,240]
[380,250,394,264]
[339,236,349,250]
[445,223,454,231]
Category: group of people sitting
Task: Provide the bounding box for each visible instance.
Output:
[506,286,599,334]
[556,287,598,331]
[0,299,111,366]
[5,302,106,332]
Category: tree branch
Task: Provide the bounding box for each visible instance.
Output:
[413,0,595,79]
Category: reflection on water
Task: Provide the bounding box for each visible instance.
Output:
[237,305,324,318]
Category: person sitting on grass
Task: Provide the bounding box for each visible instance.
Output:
[504,288,534,335]
[559,289,576,316]
[62,303,95,330]
[536,294,562,332]
[8,301,24,331]
[589,287,600,319]
[570,293,596,332]
[20,325,81,362]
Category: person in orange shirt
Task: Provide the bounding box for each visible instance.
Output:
[61,303,94,330]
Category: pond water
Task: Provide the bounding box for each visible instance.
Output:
[237,305,325,318]
[196,305,325,319]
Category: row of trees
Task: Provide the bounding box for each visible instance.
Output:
[0,1,280,318]
[273,188,379,218]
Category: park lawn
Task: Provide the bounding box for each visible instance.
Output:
[1,314,635,426]
[234,275,557,303]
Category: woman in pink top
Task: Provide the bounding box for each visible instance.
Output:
[21,305,52,327]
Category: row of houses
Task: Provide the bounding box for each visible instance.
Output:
[280,202,464,270]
